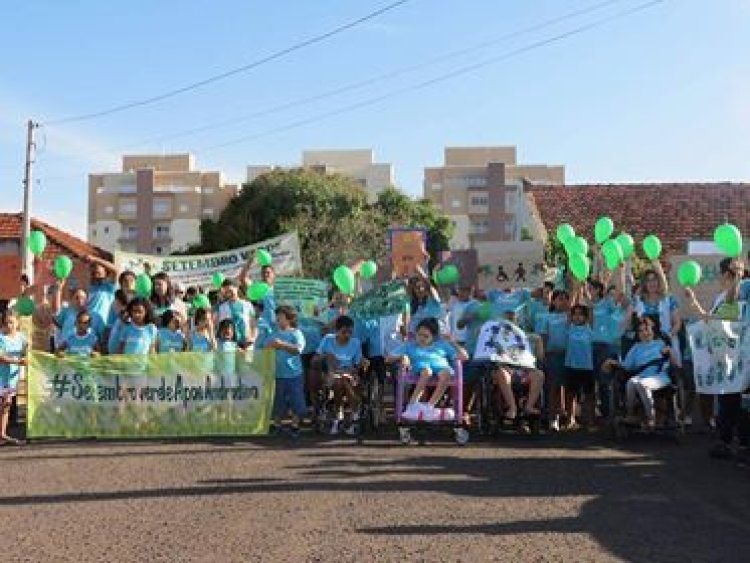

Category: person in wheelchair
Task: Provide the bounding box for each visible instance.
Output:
[603,316,679,429]
[387,317,468,421]
[315,315,368,436]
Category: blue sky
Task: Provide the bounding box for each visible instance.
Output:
[1,0,749,238]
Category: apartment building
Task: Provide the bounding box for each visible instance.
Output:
[247,149,395,202]
[88,154,239,255]
[424,146,565,250]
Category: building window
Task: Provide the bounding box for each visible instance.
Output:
[155,246,163,255]
[470,220,489,234]
[179,204,189,213]
[470,196,488,206]
[105,205,114,215]
[203,187,214,195]
[451,199,462,208]
[431,182,442,190]
[153,198,171,218]
[153,225,170,238]
[466,177,487,188]
[203,208,214,217]
[123,226,138,240]
[104,226,110,234]
[118,201,136,216]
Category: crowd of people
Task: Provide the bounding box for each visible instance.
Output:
[0,247,749,460]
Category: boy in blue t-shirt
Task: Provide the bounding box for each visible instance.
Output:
[316,315,365,436]
[56,311,100,357]
[0,310,27,444]
[156,310,186,353]
[263,305,306,438]
[564,305,595,429]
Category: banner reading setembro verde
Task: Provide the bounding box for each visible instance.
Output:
[27,350,276,439]
[114,231,302,288]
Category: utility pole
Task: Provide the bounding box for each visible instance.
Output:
[21,119,38,285]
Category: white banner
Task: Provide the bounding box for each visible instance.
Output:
[473,320,537,369]
[687,320,750,394]
[114,232,302,288]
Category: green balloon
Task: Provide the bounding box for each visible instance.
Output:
[15,296,35,317]
[29,230,47,257]
[556,223,576,245]
[615,233,635,259]
[333,265,356,294]
[677,261,702,287]
[53,255,73,280]
[255,249,273,267]
[594,217,614,244]
[212,272,225,289]
[135,273,153,298]
[193,294,211,309]
[642,235,662,260]
[360,260,378,279]
[569,252,590,282]
[602,239,624,270]
[565,236,589,257]
[247,281,270,301]
[438,264,459,285]
[714,223,743,258]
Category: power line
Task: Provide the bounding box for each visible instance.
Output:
[113,0,628,151]
[200,0,665,154]
[43,0,412,126]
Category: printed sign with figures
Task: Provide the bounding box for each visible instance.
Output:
[687,320,750,394]
[472,320,537,369]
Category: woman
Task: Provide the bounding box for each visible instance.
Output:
[405,265,443,340]
[150,272,186,325]
[684,257,750,460]
[634,260,682,365]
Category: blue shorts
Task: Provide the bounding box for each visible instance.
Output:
[413,362,454,378]
[272,377,307,419]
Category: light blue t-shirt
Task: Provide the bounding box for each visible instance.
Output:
[261,290,277,330]
[316,334,363,370]
[108,318,125,354]
[392,339,457,372]
[87,281,117,326]
[217,339,238,353]
[0,333,26,389]
[528,298,549,333]
[189,331,213,352]
[541,312,569,352]
[217,300,255,345]
[119,323,157,355]
[622,339,670,379]
[265,328,305,379]
[64,330,98,356]
[299,318,324,355]
[592,297,617,344]
[56,306,105,344]
[565,324,593,370]
[157,328,185,353]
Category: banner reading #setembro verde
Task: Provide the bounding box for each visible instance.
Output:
[27,350,276,439]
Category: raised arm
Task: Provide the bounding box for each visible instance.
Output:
[85,254,119,279]
[652,259,669,295]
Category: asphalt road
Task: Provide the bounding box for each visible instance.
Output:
[2,430,749,562]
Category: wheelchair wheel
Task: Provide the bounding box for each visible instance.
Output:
[367,376,385,434]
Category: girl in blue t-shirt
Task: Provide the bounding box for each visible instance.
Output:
[189,308,216,352]
[56,311,100,357]
[157,310,186,353]
[406,272,444,339]
[387,317,468,420]
[541,289,570,432]
[0,310,27,445]
[316,315,365,436]
[564,304,595,429]
[118,298,157,355]
[215,319,239,380]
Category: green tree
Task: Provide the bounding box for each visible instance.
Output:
[187,170,453,279]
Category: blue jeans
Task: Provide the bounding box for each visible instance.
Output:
[593,342,618,418]
[273,377,307,420]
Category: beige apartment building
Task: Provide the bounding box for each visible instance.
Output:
[424,146,565,250]
[88,154,239,255]
[247,149,394,202]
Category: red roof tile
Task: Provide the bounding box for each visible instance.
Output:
[527,183,750,256]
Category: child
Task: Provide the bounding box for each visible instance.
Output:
[251,301,273,350]
[156,310,186,353]
[564,304,595,430]
[56,311,100,357]
[264,305,306,438]
[189,308,216,352]
[216,279,256,350]
[316,315,365,436]
[0,310,27,445]
[540,289,571,432]
[388,317,468,421]
[216,319,238,353]
[106,289,130,354]
[118,298,157,354]
[448,285,475,346]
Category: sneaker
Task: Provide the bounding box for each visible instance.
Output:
[422,404,439,421]
[329,419,341,436]
[344,422,358,436]
[550,417,560,433]
[401,403,421,420]
[683,415,693,427]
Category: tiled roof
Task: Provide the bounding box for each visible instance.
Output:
[0,213,111,260]
[527,183,750,256]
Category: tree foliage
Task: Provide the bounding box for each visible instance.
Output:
[187,169,454,279]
